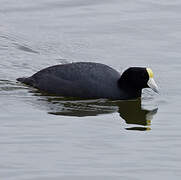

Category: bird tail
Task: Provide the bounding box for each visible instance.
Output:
[17,77,34,86]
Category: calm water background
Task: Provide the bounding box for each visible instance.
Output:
[0,0,181,179]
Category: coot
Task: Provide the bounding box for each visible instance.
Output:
[17,62,158,100]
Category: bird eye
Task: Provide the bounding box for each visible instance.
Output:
[141,72,146,79]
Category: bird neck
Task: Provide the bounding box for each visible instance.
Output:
[118,79,142,99]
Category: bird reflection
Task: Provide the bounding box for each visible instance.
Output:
[116,100,157,127]
[32,91,158,131]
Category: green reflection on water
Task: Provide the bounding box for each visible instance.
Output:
[33,92,158,131]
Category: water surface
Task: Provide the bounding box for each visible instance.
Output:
[1,0,181,179]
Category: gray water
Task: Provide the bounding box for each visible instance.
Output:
[1,0,181,179]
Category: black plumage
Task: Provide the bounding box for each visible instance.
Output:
[17,62,150,100]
